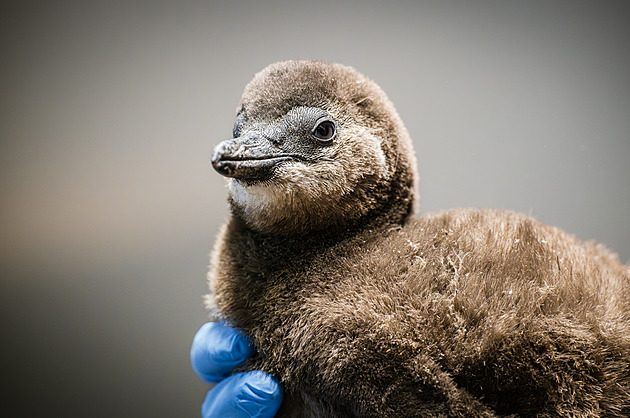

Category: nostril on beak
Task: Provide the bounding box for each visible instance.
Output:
[210,132,289,180]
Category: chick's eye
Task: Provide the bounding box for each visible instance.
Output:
[312,120,336,142]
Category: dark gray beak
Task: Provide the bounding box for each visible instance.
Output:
[211,133,294,181]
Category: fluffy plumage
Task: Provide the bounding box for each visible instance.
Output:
[206,60,630,417]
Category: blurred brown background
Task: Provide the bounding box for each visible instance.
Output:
[1,1,629,416]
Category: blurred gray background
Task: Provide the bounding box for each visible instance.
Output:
[1,0,629,416]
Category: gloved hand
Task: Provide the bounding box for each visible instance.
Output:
[191,322,283,417]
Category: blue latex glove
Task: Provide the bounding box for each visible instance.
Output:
[191,322,283,417]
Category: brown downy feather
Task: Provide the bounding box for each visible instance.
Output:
[206,61,630,417]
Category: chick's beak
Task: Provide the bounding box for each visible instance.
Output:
[211,133,293,181]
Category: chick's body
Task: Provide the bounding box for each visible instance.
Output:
[207,61,630,417]
[212,208,630,417]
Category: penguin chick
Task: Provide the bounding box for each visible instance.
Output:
[206,60,630,417]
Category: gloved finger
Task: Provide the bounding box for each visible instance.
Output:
[202,371,283,418]
[191,322,255,384]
